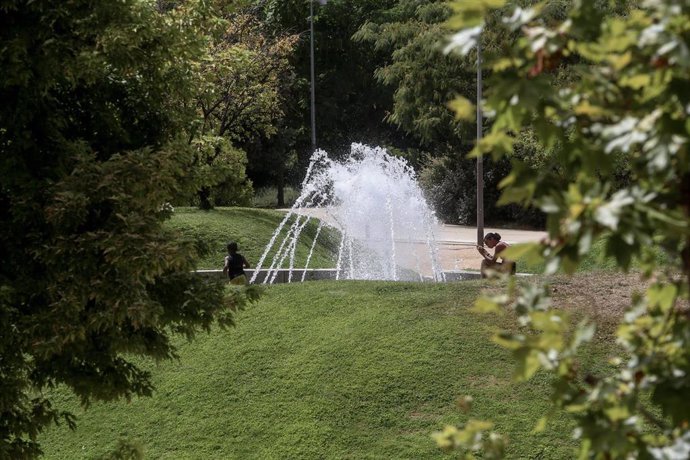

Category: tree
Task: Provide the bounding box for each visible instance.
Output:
[191,10,298,209]
[437,0,690,457]
[354,0,474,148]
[0,1,257,457]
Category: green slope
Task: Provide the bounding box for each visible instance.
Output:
[166,207,339,270]
[40,280,614,459]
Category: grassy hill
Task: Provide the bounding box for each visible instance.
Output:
[166,207,339,270]
[39,278,619,459]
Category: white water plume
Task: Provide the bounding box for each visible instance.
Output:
[251,143,445,283]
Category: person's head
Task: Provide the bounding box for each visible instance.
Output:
[483,232,501,248]
[227,241,238,253]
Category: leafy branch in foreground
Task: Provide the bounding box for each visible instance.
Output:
[441,0,690,458]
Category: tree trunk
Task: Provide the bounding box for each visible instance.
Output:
[276,164,285,208]
[198,186,213,210]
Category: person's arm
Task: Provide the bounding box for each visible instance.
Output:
[477,245,493,261]
[223,256,229,276]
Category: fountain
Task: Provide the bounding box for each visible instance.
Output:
[250,143,446,284]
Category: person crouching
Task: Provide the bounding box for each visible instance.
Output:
[477,232,516,278]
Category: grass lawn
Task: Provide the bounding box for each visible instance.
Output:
[516,233,672,275]
[166,207,338,270]
[40,279,619,459]
[252,186,300,209]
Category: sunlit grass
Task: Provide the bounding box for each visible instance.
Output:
[166,207,339,270]
[40,280,617,459]
[517,236,671,274]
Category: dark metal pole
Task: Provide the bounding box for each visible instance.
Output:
[476,35,484,246]
[309,0,317,153]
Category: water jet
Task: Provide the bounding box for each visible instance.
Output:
[251,144,446,284]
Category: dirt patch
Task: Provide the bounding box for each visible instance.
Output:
[478,272,655,340]
[547,272,648,336]
[437,245,486,271]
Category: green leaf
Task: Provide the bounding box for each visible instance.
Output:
[514,348,542,381]
[493,332,524,350]
[571,322,595,350]
[619,73,651,90]
[446,0,506,28]
[497,185,535,206]
[574,101,610,118]
[604,405,630,422]
[448,97,476,121]
[532,416,548,434]
[468,131,515,159]
[608,51,632,70]
[501,243,542,263]
[498,172,516,189]
[647,283,678,312]
[531,311,567,334]
[605,235,633,271]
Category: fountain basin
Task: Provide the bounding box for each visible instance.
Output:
[196,269,484,283]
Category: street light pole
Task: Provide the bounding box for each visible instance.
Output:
[476,35,484,246]
[309,0,328,153]
[309,0,317,153]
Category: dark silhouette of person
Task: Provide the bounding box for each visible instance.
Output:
[223,241,250,284]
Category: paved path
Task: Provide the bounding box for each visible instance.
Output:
[432,224,545,270]
[281,208,546,271]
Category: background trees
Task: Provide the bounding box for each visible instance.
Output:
[251,0,545,225]
[0,1,257,456]
[190,9,298,209]
[248,0,403,208]
[353,0,478,224]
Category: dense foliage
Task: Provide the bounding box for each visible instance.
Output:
[353,0,546,226]
[437,0,690,458]
[258,0,400,155]
[0,1,258,457]
[354,1,473,147]
[190,9,298,209]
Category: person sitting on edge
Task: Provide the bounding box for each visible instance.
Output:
[223,241,250,285]
[477,232,516,278]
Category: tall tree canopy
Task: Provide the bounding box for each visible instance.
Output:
[0,1,256,457]
[257,0,400,154]
[190,8,298,209]
[354,0,475,148]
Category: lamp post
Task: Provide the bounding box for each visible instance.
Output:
[310,0,328,153]
[476,35,484,246]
